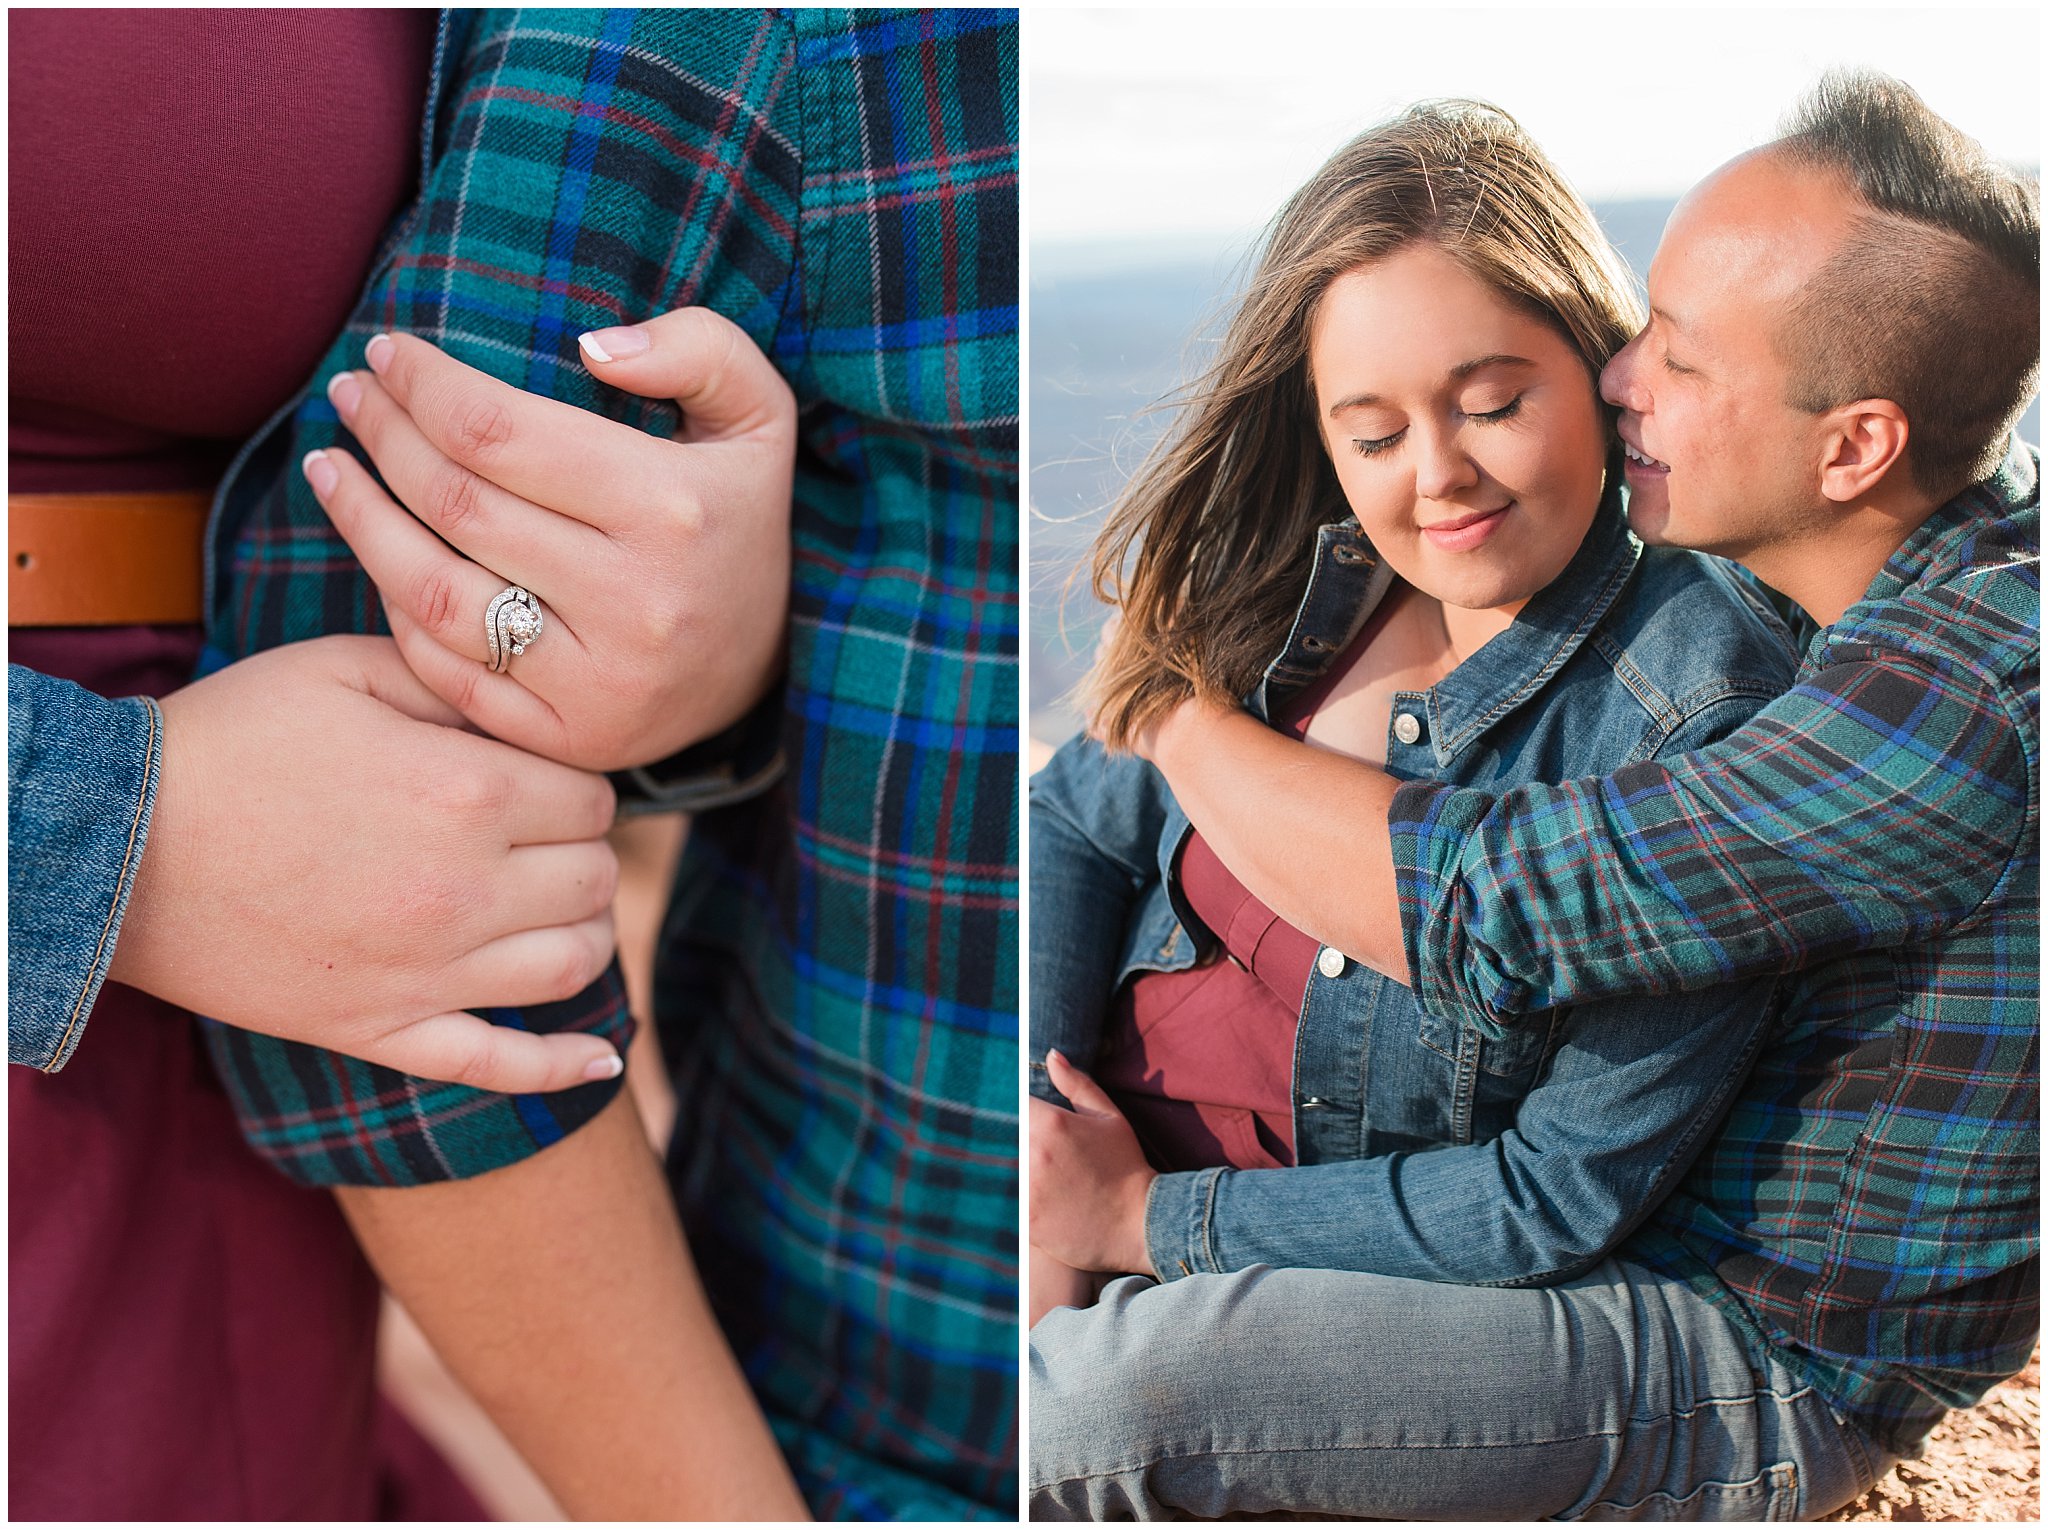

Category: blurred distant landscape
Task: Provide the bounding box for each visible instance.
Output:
[1028,196,2041,743]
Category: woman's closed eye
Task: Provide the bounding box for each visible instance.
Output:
[1350,395,1523,458]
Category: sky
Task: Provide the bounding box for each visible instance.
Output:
[1030,6,2042,251]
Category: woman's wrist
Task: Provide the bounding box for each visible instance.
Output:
[1121,1167,1160,1277]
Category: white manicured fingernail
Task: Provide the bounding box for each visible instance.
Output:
[302,450,339,498]
[582,1053,624,1082]
[365,333,394,373]
[326,371,362,420]
[579,324,650,363]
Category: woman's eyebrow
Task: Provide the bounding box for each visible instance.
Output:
[1327,354,1537,417]
[1447,352,1537,380]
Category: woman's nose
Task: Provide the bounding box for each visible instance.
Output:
[1414,428,1480,501]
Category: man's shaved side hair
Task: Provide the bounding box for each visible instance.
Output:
[1771,71,2039,499]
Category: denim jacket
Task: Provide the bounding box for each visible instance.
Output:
[8,669,162,1070]
[1030,495,1802,1286]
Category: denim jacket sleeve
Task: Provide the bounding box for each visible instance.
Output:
[1029,733,1172,1102]
[1145,971,1780,1286]
[7,665,162,1072]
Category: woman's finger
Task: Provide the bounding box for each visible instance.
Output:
[371,1010,624,1094]
[490,838,622,935]
[384,602,581,767]
[1044,1049,1121,1119]
[361,331,677,535]
[327,369,605,587]
[447,911,619,1012]
[303,447,576,676]
[577,306,796,446]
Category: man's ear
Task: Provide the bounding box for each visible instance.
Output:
[1817,399,1910,504]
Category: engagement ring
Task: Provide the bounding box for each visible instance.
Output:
[485,585,544,673]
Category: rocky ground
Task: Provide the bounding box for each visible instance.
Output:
[1827,1351,2038,1523]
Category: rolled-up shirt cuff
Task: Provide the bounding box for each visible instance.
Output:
[7,671,161,1073]
[202,973,636,1188]
[1144,1165,1227,1281]
[1388,777,1528,1041]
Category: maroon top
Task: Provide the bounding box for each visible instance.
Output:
[9,7,433,495]
[6,11,474,1520]
[1097,603,1394,1175]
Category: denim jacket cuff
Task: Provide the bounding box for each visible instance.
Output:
[1145,1166,1226,1281]
[7,670,162,1072]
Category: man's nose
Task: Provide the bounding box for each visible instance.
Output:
[1601,335,1646,412]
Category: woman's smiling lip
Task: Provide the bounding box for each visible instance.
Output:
[1421,503,1512,551]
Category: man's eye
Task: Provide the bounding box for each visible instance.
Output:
[1663,355,1695,376]
[1352,430,1404,458]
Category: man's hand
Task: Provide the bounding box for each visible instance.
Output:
[1028,1050,1158,1278]
[306,309,796,772]
[107,635,625,1092]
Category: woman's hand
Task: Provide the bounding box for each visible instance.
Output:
[1029,1244,1108,1330]
[1027,1050,1157,1277]
[305,310,796,773]
[107,635,625,1091]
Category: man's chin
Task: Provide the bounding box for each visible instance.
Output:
[1622,488,1678,547]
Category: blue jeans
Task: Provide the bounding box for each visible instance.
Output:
[1029,1260,1891,1521]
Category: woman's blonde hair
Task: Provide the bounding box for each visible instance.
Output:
[1084,100,1645,751]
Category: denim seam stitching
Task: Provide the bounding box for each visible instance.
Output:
[1036,1387,1826,1490]
[1632,680,1789,761]
[47,695,159,1072]
[1197,1166,1223,1273]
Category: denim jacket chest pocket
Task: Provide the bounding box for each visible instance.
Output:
[1413,1003,1569,1141]
[1296,959,1568,1156]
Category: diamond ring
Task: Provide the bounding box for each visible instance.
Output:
[485,585,544,673]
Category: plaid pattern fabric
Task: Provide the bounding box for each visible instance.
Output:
[201,9,1017,1517]
[1390,445,2039,1454]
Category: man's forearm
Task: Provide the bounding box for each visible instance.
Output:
[336,1091,808,1520]
[1149,700,1409,983]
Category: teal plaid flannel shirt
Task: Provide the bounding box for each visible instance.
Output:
[1392,445,2039,1456]
[201,10,1017,1517]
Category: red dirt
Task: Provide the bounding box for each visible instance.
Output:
[1826,1351,2039,1523]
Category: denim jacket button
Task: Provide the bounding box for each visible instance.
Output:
[1300,1096,1332,1110]
[1317,946,1347,980]
[1392,712,1423,746]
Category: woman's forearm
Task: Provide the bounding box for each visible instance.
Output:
[1149,699,1409,982]
[336,1091,808,1521]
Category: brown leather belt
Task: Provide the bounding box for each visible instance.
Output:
[9,491,210,626]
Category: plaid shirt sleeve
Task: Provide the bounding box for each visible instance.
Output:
[1391,646,2030,1039]
[202,9,805,1186]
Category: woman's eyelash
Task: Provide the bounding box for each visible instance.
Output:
[1349,396,1522,458]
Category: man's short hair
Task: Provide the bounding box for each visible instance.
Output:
[1771,71,2039,499]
